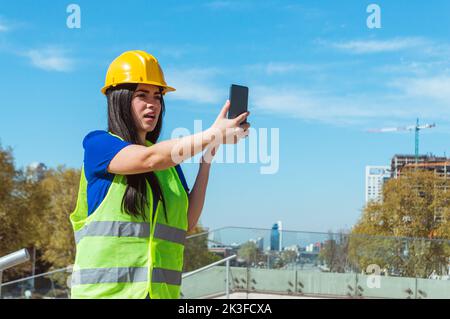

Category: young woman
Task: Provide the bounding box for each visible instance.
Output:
[69,50,250,299]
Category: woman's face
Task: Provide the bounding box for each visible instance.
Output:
[131,83,163,134]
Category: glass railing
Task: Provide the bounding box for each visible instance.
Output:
[189,226,450,279]
[181,226,450,299]
[181,255,236,299]
[0,267,72,299]
[1,227,449,298]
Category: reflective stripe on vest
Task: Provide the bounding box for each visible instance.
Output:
[74,221,150,244]
[72,267,148,285]
[153,223,186,245]
[75,221,186,245]
[72,267,181,286]
[152,268,182,286]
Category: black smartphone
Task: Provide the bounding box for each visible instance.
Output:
[228,84,249,124]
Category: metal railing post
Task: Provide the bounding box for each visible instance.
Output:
[226,259,230,299]
[182,255,237,299]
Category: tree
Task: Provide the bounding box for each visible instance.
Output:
[319,231,350,273]
[0,145,21,255]
[183,224,221,272]
[0,146,26,281]
[0,145,44,281]
[34,166,79,270]
[280,249,297,267]
[0,144,79,283]
[350,170,450,278]
[237,242,260,266]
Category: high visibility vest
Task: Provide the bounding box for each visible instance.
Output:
[69,134,189,299]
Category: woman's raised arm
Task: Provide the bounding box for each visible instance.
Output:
[108,100,250,175]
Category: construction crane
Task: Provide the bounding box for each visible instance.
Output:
[368,118,436,163]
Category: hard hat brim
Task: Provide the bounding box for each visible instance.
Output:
[101,81,176,95]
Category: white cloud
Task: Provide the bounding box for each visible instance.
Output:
[251,37,448,127]
[390,76,450,103]
[23,49,74,72]
[325,37,428,54]
[163,63,450,127]
[0,17,26,33]
[165,67,223,104]
[246,62,319,75]
[251,84,450,127]
[252,86,378,125]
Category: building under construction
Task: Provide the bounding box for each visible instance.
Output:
[391,154,449,178]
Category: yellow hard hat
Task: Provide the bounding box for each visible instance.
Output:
[101,50,176,95]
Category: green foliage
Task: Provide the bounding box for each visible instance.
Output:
[350,170,450,277]
[0,143,79,281]
[0,145,47,280]
[35,166,79,269]
[0,145,21,254]
[318,231,350,273]
[0,148,21,280]
[183,224,221,272]
[280,250,297,265]
[237,241,259,265]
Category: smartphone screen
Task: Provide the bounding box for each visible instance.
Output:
[228,84,249,124]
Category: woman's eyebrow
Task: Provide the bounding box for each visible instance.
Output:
[135,89,161,95]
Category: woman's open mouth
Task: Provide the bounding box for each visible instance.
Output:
[143,113,156,122]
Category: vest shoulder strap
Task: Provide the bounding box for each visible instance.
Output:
[70,165,89,231]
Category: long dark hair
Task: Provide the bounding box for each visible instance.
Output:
[106,83,167,223]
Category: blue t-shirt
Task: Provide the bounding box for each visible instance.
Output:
[83,130,190,216]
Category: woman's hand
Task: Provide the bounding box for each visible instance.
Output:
[209,100,251,145]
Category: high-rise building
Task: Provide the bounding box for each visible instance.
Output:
[270,223,280,251]
[277,221,283,251]
[391,154,448,178]
[270,221,283,251]
[365,166,390,203]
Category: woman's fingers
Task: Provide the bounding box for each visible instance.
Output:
[234,111,250,125]
[240,122,250,130]
[233,128,250,143]
[211,104,251,145]
[219,100,231,118]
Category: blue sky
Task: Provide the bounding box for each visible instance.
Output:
[1,1,449,232]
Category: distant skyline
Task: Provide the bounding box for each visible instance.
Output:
[1,1,449,232]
